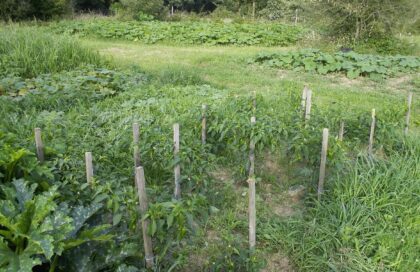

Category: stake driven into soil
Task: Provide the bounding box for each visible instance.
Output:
[317,128,329,200]
[34,128,44,162]
[248,116,256,250]
[135,166,155,269]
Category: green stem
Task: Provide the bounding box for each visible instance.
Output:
[49,255,58,272]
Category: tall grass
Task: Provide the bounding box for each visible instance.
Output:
[0,26,103,78]
[267,137,420,271]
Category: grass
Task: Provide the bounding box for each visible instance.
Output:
[269,139,420,271]
[0,26,103,78]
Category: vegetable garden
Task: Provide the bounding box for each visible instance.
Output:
[0,24,419,272]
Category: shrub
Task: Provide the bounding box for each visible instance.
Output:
[355,35,416,55]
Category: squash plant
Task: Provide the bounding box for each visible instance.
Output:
[0,179,112,272]
[253,49,420,79]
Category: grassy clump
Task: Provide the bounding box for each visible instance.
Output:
[262,138,420,271]
[253,49,420,79]
[0,27,103,78]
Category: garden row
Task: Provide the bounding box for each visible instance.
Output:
[252,49,420,79]
[47,19,303,46]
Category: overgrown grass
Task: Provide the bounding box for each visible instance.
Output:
[262,137,420,271]
[0,27,103,78]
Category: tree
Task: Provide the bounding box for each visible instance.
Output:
[315,0,416,40]
[118,0,165,18]
[0,0,71,21]
[259,0,306,21]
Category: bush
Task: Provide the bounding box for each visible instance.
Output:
[0,27,103,78]
[355,36,417,55]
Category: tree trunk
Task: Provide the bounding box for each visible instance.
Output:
[355,17,360,41]
[252,1,256,20]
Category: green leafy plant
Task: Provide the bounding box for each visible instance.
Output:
[0,180,112,272]
[48,19,303,46]
[253,49,420,79]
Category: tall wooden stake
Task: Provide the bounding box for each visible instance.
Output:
[173,123,181,199]
[404,92,413,135]
[248,116,256,250]
[135,167,155,269]
[201,105,207,145]
[304,89,312,121]
[338,121,345,141]
[34,128,44,162]
[317,128,329,200]
[301,86,308,112]
[249,117,256,177]
[133,122,141,167]
[368,109,376,156]
[85,152,93,183]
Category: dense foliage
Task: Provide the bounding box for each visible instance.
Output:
[311,0,419,40]
[253,49,420,79]
[48,19,303,46]
[0,0,72,20]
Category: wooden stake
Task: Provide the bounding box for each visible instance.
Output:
[248,116,256,250]
[248,176,256,250]
[201,105,207,145]
[404,92,413,135]
[317,128,329,200]
[173,123,181,199]
[338,121,345,141]
[34,128,44,162]
[135,167,154,269]
[249,117,256,177]
[368,109,376,156]
[85,152,93,183]
[301,86,308,112]
[304,89,312,121]
[133,122,141,167]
